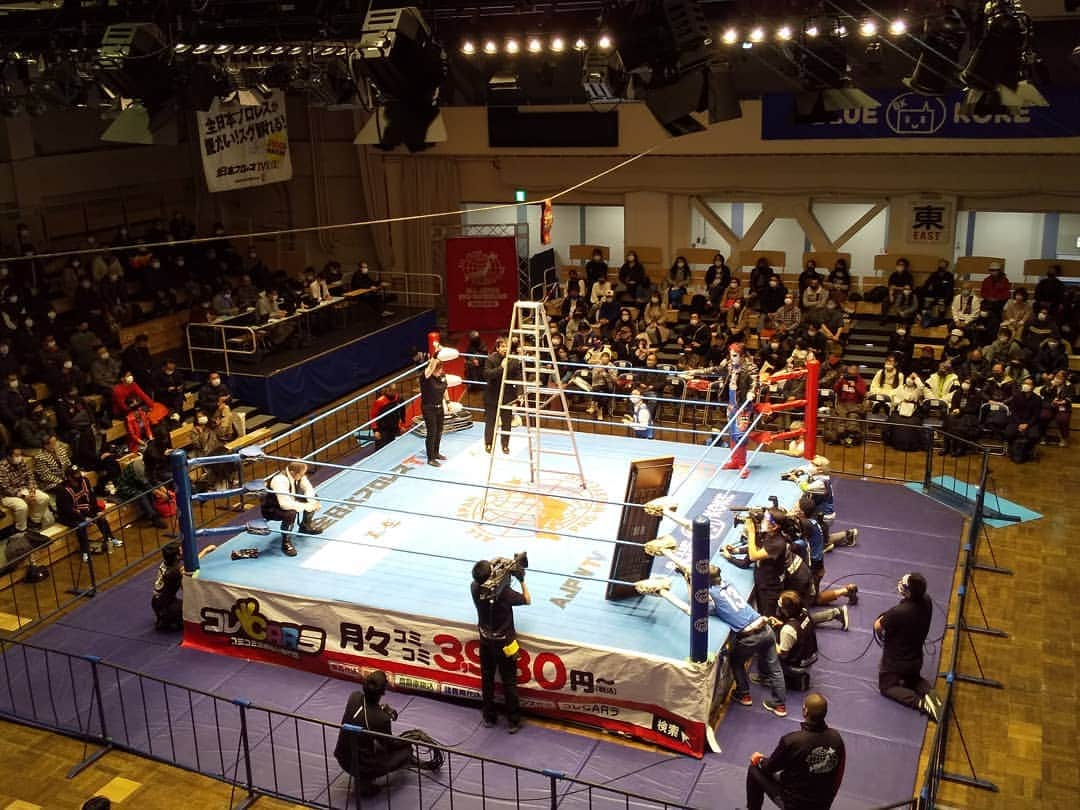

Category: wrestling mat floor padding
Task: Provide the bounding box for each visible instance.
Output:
[2,429,963,809]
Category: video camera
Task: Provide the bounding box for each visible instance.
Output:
[730,496,780,527]
[476,551,529,603]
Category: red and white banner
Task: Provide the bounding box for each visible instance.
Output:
[445,236,519,332]
[183,578,717,755]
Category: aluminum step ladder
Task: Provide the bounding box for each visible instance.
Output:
[480,301,586,518]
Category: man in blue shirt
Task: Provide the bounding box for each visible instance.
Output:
[710,571,788,717]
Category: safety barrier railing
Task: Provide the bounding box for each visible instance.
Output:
[0,487,214,637]
[0,636,691,809]
[377,270,444,310]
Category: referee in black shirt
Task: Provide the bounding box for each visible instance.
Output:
[471,559,531,733]
[420,353,449,466]
[874,572,943,721]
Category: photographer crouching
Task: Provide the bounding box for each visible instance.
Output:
[334,670,413,798]
[471,552,531,733]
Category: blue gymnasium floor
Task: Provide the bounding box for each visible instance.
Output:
[194,428,804,661]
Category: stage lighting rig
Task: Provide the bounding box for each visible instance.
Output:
[353,6,448,151]
[903,5,967,95]
[788,17,878,123]
[608,0,739,137]
[960,0,1046,111]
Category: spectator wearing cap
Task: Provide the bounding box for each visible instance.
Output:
[979,262,1010,314]
[941,329,970,365]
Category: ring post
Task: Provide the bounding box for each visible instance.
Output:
[690,517,710,663]
[170,449,199,573]
[803,357,820,461]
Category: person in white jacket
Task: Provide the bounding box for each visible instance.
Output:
[891,374,927,418]
[261,461,323,557]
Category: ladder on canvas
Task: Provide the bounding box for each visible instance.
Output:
[481,301,587,516]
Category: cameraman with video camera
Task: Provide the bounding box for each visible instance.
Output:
[471,553,531,733]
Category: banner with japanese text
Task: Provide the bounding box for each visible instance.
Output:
[183,577,717,755]
[445,236,520,331]
[196,91,292,193]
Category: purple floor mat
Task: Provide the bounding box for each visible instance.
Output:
[2,473,963,810]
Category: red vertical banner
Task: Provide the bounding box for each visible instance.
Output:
[445,236,519,331]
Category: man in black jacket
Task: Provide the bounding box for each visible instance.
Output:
[483,337,520,454]
[747,692,845,810]
[334,670,413,797]
[472,557,531,732]
[875,572,943,721]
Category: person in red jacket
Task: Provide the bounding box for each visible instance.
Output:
[124,399,154,453]
[833,365,867,412]
[112,372,152,416]
[979,262,1011,315]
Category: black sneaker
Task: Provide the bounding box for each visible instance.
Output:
[846,584,859,605]
[301,523,323,536]
[507,720,522,734]
[281,539,298,557]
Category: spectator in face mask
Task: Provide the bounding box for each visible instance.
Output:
[198,372,232,415]
[771,294,801,336]
[1038,370,1071,448]
[942,377,984,456]
[0,374,35,428]
[111,370,154,417]
[1033,337,1069,376]
[90,346,122,398]
[979,262,1010,314]
[1020,307,1059,357]
[1005,379,1042,462]
[1000,289,1032,334]
[68,321,103,371]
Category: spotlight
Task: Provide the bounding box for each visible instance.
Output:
[777,25,793,42]
[270,45,286,55]
[505,38,520,54]
[741,40,752,50]
[721,28,738,45]
[193,44,212,55]
[213,44,233,55]
[95,23,176,117]
[483,39,498,54]
[749,27,765,43]
[597,34,612,50]
[319,45,338,57]
[961,0,1035,94]
[354,6,448,151]
[888,19,907,36]
[903,7,967,95]
[551,36,565,52]
[288,45,304,56]
[233,44,253,55]
[527,37,543,53]
[574,37,588,51]
[461,40,476,55]
[805,21,820,38]
[253,45,271,55]
[859,20,878,38]
[174,43,192,54]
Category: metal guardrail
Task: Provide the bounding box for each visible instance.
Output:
[0,636,691,809]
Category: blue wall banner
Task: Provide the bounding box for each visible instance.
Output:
[761,89,1080,140]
